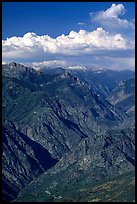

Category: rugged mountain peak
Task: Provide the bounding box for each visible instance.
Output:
[3,62,28,78]
[3,62,34,73]
[2,62,46,85]
[8,61,17,67]
[7,62,28,70]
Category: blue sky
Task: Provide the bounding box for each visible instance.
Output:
[2,2,135,70]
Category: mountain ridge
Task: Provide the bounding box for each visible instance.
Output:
[2,62,135,201]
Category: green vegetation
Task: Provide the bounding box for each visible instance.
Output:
[15,171,135,202]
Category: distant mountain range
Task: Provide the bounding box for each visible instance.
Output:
[2,62,135,202]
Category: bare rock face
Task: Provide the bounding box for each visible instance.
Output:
[107,77,135,112]
[2,120,58,201]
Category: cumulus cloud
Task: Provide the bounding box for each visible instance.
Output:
[2,27,133,61]
[91,4,134,30]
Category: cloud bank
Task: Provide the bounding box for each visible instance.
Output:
[3,28,133,58]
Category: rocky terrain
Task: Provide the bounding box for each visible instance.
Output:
[107,77,135,115]
[2,62,135,202]
[2,120,58,201]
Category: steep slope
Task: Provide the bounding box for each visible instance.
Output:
[107,77,135,128]
[15,128,135,202]
[107,77,135,113]
[2,120,58,201]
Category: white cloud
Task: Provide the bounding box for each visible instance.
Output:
[2,27,133,61]
[99,4,125,18]
[91,4,134,30]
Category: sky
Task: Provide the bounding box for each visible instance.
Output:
[2,2,135,71]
